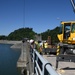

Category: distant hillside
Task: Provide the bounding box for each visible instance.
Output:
[7,28,36,40]
[0,27,60,43]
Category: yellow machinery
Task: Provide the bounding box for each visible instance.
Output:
[56,21,75,69]
[57,21,75,44]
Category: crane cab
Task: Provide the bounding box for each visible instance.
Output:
[57,21,75,44]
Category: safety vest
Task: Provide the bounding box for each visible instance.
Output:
[44,42,48,48]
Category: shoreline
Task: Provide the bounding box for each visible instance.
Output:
[0,40,22,49]
[0,40,22,44]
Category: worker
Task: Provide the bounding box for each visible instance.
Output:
[30,39,35,49]
[34,41,38,50]
[42,41,48,54]
[47,36,52,48]
[37,41,43,55]
[44,41,48,48]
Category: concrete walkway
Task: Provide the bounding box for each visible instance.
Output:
[43,55,75,75]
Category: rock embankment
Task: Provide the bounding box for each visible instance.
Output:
[10,43,22,49]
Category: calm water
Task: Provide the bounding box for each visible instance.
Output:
[0,44,21,75]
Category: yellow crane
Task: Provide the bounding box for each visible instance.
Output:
[56,0,75,69]
[56,21,75,69]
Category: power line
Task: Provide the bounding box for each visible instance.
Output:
[23,0,25,28]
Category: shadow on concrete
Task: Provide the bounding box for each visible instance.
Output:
[47,55,56,57]
[61,67,75,70]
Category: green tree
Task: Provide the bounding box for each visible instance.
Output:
[8,28,36,40]
[41,27,60,43]
[0,35,7,40]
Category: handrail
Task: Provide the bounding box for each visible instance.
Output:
[30,48,59,75]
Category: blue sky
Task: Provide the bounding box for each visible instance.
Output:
[0,0,75,35]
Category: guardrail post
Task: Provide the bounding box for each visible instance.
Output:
[34,50,36,74]
[56,57,59,70]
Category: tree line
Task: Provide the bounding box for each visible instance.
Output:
[0,27,60,43]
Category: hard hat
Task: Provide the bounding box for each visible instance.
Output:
[30,39,34,43]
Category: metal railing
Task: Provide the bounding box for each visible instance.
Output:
[30,48,59,75]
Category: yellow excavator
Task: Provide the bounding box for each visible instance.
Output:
[56,21,75,69]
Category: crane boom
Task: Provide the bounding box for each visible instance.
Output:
[71,0,75,12]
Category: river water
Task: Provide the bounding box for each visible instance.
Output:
[0,44,21,75]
